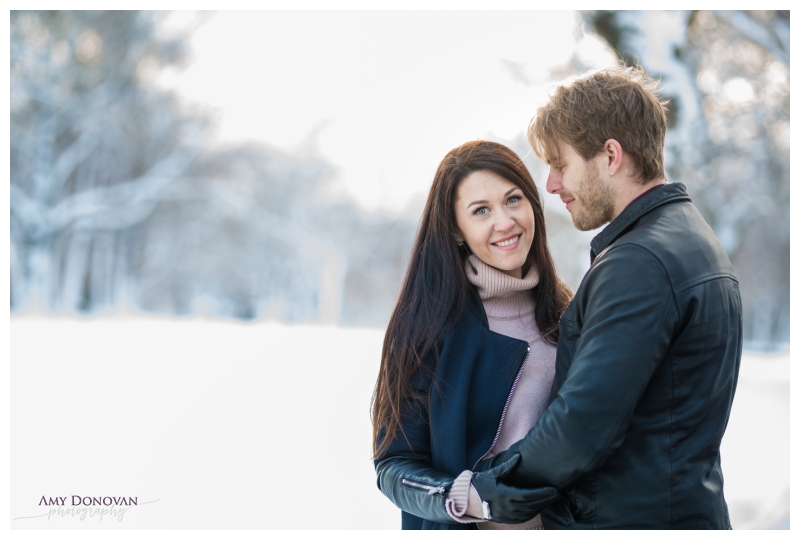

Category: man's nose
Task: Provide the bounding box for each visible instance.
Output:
[546,170,561,194]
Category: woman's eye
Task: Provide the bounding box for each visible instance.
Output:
[508,196,521,204]
[475,207,488,215]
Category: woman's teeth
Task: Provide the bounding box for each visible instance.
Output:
[494,235,520,247]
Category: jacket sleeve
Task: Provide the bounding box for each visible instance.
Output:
[505,244,680,489]
[373,356,459,524]
[374,456,458,524]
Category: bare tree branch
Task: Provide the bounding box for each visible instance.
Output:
[713,10,789,65]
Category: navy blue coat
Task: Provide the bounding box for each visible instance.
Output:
[374,288,531,529]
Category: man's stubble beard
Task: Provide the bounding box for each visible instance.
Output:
[571,161,616,232]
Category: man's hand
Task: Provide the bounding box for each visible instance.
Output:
[474,441,525,479]
[470,453,559,524]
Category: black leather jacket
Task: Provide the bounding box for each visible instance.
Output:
[374,288,531,530]
[497,182,742,529]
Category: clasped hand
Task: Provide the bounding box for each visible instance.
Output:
[470,453,559,524]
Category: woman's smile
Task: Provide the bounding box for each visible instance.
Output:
[492,233,522,249]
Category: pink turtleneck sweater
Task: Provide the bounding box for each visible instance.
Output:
[444,255,557,530]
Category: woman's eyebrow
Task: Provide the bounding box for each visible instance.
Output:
[467,188,519,209]
[467,199,489,209]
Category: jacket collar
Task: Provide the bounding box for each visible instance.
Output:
[590,182,691,262]
[466,282,490,328]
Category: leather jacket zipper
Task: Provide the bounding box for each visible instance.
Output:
[472,346,530,470]
[401,478,447,495]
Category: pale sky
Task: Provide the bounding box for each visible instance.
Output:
[158,10,616,213]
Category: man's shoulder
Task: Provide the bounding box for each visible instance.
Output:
[594,200,737,291]
[581,242,674,301]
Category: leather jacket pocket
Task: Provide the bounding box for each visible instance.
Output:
[545,474,597,528]
[544,494,577,528]
[566,472,597,523]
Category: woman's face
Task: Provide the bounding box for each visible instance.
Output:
[454,169,535,279]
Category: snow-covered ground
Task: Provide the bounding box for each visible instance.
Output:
[10,317,788,529]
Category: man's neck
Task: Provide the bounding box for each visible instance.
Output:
[610,177,667,222]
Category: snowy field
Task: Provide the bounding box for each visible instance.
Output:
[10,316,789,530]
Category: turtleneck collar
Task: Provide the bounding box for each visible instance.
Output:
[464,255,540,317]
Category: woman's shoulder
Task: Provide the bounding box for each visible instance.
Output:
[461,284,491,329]
[415,286,490,374]
[438,293,488,343]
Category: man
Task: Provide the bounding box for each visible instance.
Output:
[471,65,742,529]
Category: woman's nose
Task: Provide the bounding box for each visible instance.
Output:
[494,209,515,231]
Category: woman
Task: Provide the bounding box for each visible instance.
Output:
[372,140,572,530]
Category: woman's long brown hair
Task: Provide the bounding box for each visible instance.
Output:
[371,140,572,458]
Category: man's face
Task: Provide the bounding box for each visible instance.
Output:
[545,140,616,231]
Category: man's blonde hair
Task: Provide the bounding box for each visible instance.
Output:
[528,64,669,183]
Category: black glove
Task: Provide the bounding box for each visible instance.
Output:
[474,440,525,475]
[470,453,559,524]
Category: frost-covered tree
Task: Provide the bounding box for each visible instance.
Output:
[10,10,417,324]
[11,10,206,312]
[581,10,789,346]
[10,11,323,319]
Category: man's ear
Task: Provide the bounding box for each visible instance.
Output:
[603,139,625,176]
